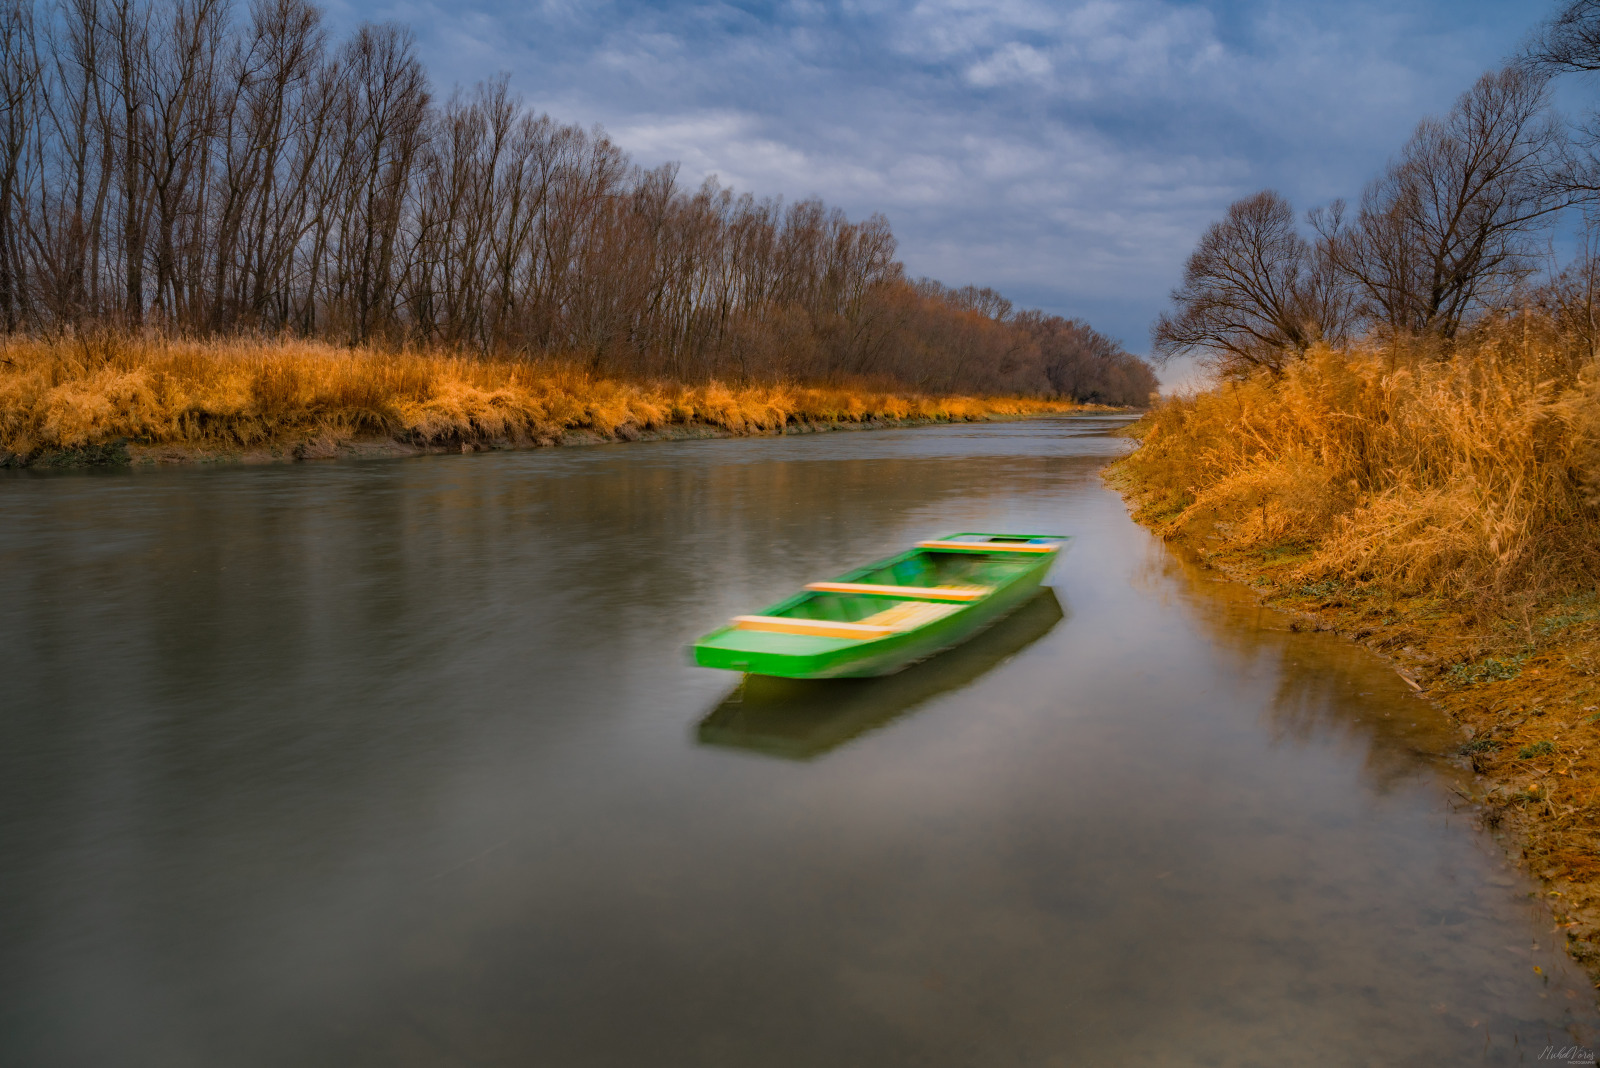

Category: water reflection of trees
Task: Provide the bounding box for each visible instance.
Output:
[1132,540,1462,796]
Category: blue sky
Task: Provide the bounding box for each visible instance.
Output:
[328,0,1568,364]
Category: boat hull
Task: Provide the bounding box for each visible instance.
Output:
[693,535,1065,678]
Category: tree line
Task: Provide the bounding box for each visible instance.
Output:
[0,0,1155,405]
[1154,2,1600,378]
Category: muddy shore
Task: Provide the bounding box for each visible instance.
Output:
[2,411,1097,470]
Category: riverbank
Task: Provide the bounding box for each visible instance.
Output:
[0,334,1090,468]
[1107,328,1600,984]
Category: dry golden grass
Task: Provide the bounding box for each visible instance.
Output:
[1110,316,1600,979]
[1115,323,1600,602]
[0,333,1081,463]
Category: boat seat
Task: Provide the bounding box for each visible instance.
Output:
[803,581,989,601]
[732,600,960,640]
[858,600,961,629]
[917,539,1056,553]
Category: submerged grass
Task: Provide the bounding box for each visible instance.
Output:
[0,333,1084,465]
[1108,316,1600,982]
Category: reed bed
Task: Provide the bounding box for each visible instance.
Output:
[0,334,1080,463]
[1115,322,1600,603]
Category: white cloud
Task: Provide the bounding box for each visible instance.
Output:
[965,43,1052,87]
[891,0,1063,59]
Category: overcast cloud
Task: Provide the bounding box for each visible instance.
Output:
[326,0,1559,366]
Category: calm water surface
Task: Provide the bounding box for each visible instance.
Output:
[1,416,1595,1064]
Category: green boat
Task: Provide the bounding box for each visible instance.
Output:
[692,532,1070,678]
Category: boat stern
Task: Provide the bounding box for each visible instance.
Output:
[692,626,870,678]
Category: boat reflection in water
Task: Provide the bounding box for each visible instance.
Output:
[696,588,1065,760]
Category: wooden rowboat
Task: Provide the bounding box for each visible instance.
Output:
[693,533,1070,678]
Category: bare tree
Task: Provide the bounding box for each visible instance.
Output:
[1530,0,1600,73]
[0,0,40,329]
[104,0,154,322]
[323,22,427,344]
[207,0,324,330]
[1152,190,1350,376]
[1317,67,1567,339]
[141,0,227,324]
[1525,2,1600,206]
[30,0,112,324]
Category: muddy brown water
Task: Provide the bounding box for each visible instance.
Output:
[1,415,1595,1065]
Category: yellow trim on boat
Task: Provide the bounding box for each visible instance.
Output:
[917,540,1056,553]
[803,581,989,601]
[732,616,897,639]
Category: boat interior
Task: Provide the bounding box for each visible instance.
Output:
[728,550,1045,638]
[850,550,1039,592]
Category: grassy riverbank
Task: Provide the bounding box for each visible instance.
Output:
[0,335,1087,467]
[1108,320,1600,980]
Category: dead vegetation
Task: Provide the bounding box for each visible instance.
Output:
[1117,316,1599,600]
[0,333,1083,465]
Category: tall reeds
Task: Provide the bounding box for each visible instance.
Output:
[0,334,1078,462]
[1115,315,1600,605]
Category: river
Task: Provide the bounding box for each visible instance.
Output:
[1,415,1594,1064]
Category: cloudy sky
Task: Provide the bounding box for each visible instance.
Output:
[326,0,1571,365]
